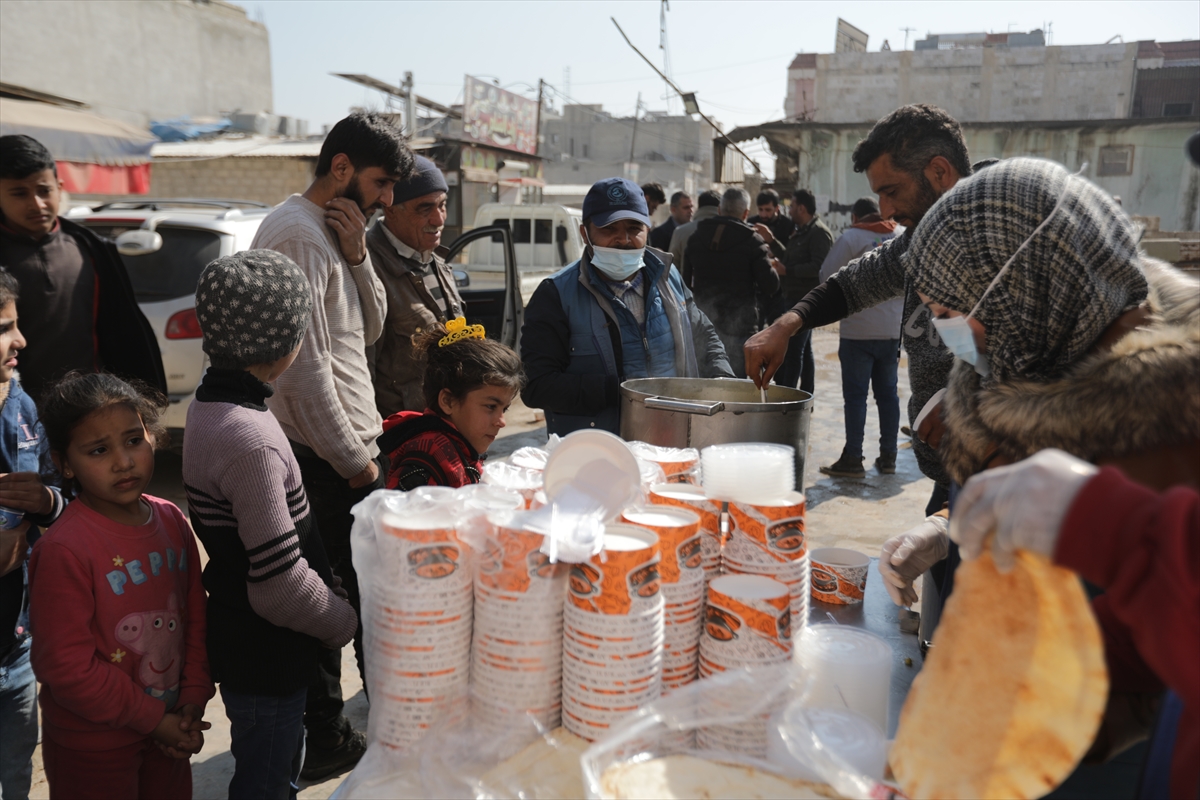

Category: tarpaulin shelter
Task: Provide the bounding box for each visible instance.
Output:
[0,97,156,194]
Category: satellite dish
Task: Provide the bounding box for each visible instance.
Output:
[115,229,163,256]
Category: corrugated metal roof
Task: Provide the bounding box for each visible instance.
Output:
[151,137,322,159]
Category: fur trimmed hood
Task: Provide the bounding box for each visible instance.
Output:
[940,257,1200,485]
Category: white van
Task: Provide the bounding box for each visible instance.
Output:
[463,204,584,303]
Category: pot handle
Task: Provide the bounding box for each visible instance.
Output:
[643,397,725,416]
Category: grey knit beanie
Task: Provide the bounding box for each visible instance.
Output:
[908,157,1148,384]
[196,249,313,369]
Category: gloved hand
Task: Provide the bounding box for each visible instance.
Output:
[951,448,1098,572]
[878,515,950,607]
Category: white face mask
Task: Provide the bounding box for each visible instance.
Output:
[931,165,1083,378]
[584,230,644,281]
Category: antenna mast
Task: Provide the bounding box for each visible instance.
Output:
[900,27,916,50]
[660,0,675,114]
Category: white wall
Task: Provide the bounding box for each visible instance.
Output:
[0,0,272,127]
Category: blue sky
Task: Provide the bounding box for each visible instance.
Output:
[234,0,1199,169]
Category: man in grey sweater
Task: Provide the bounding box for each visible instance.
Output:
[250,112,413,778]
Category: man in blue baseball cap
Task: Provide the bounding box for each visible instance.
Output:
[520,177,732,436]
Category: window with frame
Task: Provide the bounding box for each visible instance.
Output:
[512,218,532,243]
[1097,145,1134,177]
[1163,102,1194,117]
[534,219,553,244]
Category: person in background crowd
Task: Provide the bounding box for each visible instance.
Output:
[0,135,165,402]
[648,191,693,251]
[747,188,797,257]
[640,182,666,218]
[683,188,780,379]
[521,177,731,436]
[0,270,64,800]
[379,319,523,490]
[184,251,358,800]
[745,105,971,519]
[32,372,213,799]
[817,198,902,478]
[903,157,1197,790]
[668,189,721,274]
[249,112,413,779]
[951,448,1198,799]
[365,156,465,418]
[769,189,833,393]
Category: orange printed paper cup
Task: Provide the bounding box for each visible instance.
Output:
[703,575,792,659]
[648,484,719,537]
[378,514,469,587]
[728,493,806,551]
[478,515,567,593]
[808,547,869,605]
[567,525,661,615]
[621,506,702,583]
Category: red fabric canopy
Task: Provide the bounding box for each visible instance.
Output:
[57,162,151,195]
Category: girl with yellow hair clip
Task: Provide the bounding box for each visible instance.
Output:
[377,318,524,490]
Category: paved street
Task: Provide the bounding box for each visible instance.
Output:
[26,324,932,798]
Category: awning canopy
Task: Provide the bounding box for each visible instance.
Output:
[0,97,156,166]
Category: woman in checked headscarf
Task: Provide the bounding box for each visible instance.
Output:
[905,156,1199,784]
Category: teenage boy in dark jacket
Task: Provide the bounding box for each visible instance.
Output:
[0,135,165,401]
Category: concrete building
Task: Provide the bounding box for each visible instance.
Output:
[540,104,715,204]
[783,36,1199,125]
[149,138,319,206]
[0,0,272,128]
[727,117,1199,234]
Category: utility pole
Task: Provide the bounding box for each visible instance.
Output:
[900,27,916,50]
[535,79,545,158]
[401,71,415,137]
[629,93,641,163]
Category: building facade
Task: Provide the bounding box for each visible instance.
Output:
[0,0,272,127]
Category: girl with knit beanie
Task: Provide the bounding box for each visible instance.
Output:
[906,156,1199,795]
[377,319,524,490]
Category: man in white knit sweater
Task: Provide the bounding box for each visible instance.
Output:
[251,112,413,779]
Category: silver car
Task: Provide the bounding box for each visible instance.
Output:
[72,199,270,444]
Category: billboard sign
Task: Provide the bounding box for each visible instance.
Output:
[462,76,538,156]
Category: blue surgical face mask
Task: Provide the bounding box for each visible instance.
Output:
[930,165,1083,378]
[584,230,644,281]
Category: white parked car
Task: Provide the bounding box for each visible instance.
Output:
[73,199,272,445]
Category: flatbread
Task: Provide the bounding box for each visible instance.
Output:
[891,550,1108,799]
[478,727,590,799]
[600,754,838,799]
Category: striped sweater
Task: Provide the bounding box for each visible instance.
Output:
[182,369,357,694]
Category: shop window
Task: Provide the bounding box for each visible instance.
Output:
[535,219,553,244]
[1097,145,1134,177]
[1164,102,1194,117]
[512,218,532,243]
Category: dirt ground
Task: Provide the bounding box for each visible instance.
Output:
[25,325,933,799]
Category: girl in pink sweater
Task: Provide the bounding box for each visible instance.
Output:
[30,372,213,800]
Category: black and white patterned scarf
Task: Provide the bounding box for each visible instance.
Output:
[906,157,1148,384]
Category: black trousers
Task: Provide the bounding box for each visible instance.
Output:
[292,445,387,738]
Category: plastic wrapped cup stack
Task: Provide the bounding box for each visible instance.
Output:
[647,483,723,581]
[795,626,892,733]
[471,510,569,733]
[368,506,474,750]
[562,525,665,741]
[700,444,795,504]
[768,702,888,782]
[698,574,793,757]
[628,441,701,485]
[722,493,810,632]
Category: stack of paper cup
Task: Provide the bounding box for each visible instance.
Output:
[723,493,809,632]
[628,442,701,484]
[471,511,569,733]
[368,509,473,749]
[796,625,892,733]
[562,525,664,742]
[647,483,723,580]
[620,506,704,693]
[698,574,792,757]
[700,444,794,504]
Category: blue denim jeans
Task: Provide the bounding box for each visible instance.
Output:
[0,637,37,800]
[222,685,308,800]
[838,338,901,460]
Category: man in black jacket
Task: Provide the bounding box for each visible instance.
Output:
[683,188,780,378]
[0,135,165,400]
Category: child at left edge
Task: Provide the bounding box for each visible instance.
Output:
[30,372,213,800]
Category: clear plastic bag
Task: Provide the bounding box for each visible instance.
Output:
[580,663,897,800]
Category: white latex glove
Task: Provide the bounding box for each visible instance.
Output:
[878,515,950,607]
[951,448,1099,572]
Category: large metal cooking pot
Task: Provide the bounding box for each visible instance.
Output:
[619,377,813,490]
